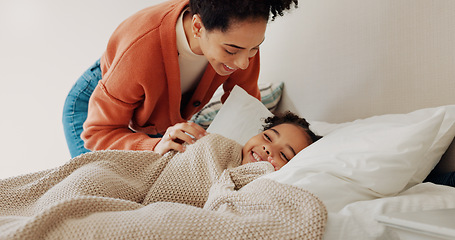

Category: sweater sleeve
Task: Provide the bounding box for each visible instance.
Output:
[80,0,189,152]
[81,33,163,152]
[82,83,161,152]
[80,6,169,152]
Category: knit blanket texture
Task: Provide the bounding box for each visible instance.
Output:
[0,133,327,239]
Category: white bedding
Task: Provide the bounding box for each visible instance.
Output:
[208,86,455,239]
[324,183,455,240]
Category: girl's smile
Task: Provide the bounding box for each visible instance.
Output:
[242,123,313,171]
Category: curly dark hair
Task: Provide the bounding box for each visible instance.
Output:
[263,111,322,143]
[189,0,298,32]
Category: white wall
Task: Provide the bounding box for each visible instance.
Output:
[260,0,455,122]
[0,0,164,178]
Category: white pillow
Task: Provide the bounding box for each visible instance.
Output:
[262,105,455,212]
[309,107,455,189]
[191,82,283,129]
[207,85,273,145]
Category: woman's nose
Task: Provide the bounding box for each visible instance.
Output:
[234,54,249,70]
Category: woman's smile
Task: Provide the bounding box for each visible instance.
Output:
[222,63,237,74]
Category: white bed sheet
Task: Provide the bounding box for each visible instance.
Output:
[323,183,455,240]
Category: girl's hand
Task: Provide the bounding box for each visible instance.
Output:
[268,156,282,171]
[153,122,207,155]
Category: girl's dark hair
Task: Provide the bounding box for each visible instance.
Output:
[189,0,298,32]
[263,111,322,143]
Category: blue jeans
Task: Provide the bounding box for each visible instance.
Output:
[62,60,102,158]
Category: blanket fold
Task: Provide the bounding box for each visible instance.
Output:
[0,134,327,239]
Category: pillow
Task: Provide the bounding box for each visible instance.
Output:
[206,85,273,145]
[261,105,455,212]
[191,82,284,129]
[310,108,455,189]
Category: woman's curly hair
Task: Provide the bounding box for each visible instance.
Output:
[189,0,298,32]
[263,111,322,143]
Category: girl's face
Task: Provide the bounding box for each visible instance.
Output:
[242,124,312,171]
[190,15,267,76]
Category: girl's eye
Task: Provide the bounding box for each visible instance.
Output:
[280,152,290,162]
[264,133,271,141]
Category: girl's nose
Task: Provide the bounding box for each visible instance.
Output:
[263,145,271,156]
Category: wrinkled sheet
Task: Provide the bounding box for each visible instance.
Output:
[323,182,455,240]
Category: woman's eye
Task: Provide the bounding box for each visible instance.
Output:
[264,133,271,141]
[225,50,236,55]
[249,48,259,57]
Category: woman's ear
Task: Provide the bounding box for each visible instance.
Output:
[192,14,203,38]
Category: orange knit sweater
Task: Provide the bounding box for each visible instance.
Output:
[82,0,261,152]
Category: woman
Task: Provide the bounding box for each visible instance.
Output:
[62,0,299,157]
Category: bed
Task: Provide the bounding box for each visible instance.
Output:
[1,0,455,239]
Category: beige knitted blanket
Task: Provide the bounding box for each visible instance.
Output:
[0,133,327,239]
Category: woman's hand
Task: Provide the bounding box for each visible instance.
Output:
[153,122,207,155]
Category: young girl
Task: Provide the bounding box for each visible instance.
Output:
[62,0,299,158]
[242,111,321,170]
